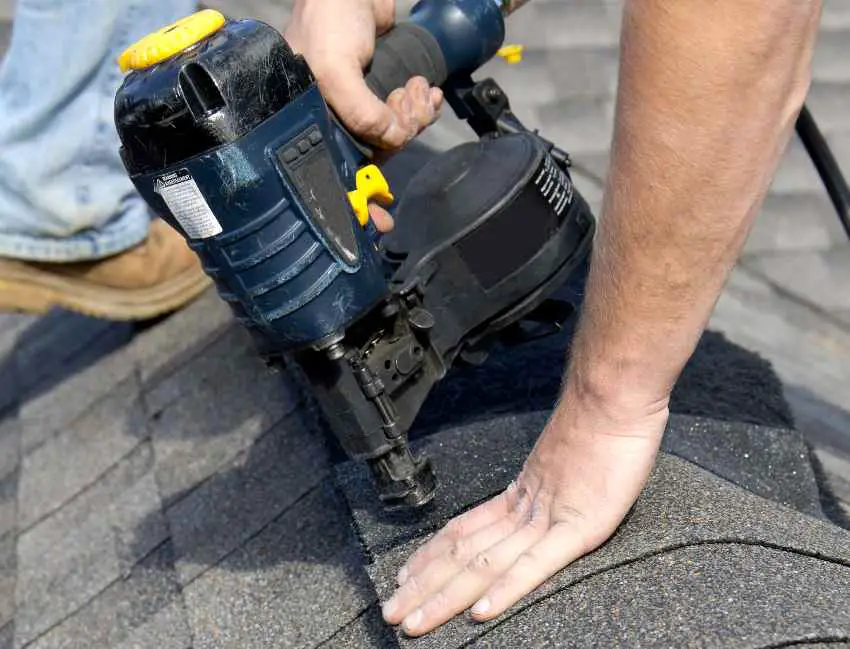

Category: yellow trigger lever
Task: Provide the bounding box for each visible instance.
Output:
[348,165,395,226]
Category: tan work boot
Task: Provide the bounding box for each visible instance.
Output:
[0,220,213,321]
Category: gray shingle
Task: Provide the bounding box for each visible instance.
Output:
[660,416,823,519]
[135,288,234,384]
[15,501,119,646]
[536,0,621,49]
[27,542,182,649]
[183,482,374,649]
[14,445,155,647]
[469,544,850,648]
[813,27,850,83]
[359,451,850,649]
[108,472,169,574]
[13,312,133,401]
[806,81,850,135]
[17,348,137,456]
[533,94,615,155]
[710,267,850,414]
[316,605,399,649]
[772,137,832,194]
[167,410,330,585]
[0,533,14,629]
[336,412,543,556]
[112,601,193,649]
[146,325,300,505]
[15,290,232,456]
[0,471,16,542]
[543,46,619,100]
[17,375,147,531]
[744,248,850,314]
[0,419,19,483]
[823,0,850,27]
[746,191,849,254]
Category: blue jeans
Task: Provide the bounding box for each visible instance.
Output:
[0,0,196,262]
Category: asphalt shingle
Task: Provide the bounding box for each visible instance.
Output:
[316,605,399,649]
[354,449,850,648]
[744,191,849,254]
[27,542,183,649]
[15,290,232,456]
[12,313,133,403]
[183,482,374,649]
[661,416,824,519]
[0,533,14,629]
[112,601,193,649]
[17,375,146,531]
[145,325,299,505]
[468,544,850,649]
[166,409,330,585]
[0,418,19,484]
[1,2,849,648]
[0,471,16,544]
[14,444,155,647]
[744,248,850,315]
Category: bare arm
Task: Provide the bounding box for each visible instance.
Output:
[383,0,824,637]
[569,0,822,411]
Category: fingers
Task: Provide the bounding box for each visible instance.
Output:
[320,65,441,149]
[383,507,527,626]
[392,513,550,637]
[368,204,394,232]
[383,77,442,148]
[470,522,587,622]
[395,485,520,586]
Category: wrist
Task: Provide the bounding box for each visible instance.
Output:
[560,358,672,426]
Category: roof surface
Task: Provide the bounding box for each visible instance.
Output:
[1,1,850,648]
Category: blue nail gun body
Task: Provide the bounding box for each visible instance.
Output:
[114,0,595,509]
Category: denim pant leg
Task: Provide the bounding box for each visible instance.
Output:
[0,0,197,262]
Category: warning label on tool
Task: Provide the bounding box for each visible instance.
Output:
[533,153,574,217]
[154,169,222,240]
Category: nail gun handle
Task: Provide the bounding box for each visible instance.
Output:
[364,23,448,101]
[362,0,506,102]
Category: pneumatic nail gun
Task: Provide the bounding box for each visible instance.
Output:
[113,0,596,510]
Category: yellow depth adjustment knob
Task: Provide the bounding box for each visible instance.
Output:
[118,9,226,73]
[348,165,395,227]
[497,44,525,64]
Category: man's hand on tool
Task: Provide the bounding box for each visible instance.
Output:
[379,0,822,637]
[285,0,443,232]
[285,0,442,232]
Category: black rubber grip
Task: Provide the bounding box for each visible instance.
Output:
[365,23,448,102]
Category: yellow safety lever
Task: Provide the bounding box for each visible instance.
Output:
[348,165,395,226]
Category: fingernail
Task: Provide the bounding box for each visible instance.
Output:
[397,566,409,585]
[430,88,444,109]
[471,598,490,617]
[403,609,423,634]
[382,598,398,620]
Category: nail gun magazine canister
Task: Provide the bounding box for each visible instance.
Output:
[113,12,389,350]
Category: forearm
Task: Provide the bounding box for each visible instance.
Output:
[566,0,822,412]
